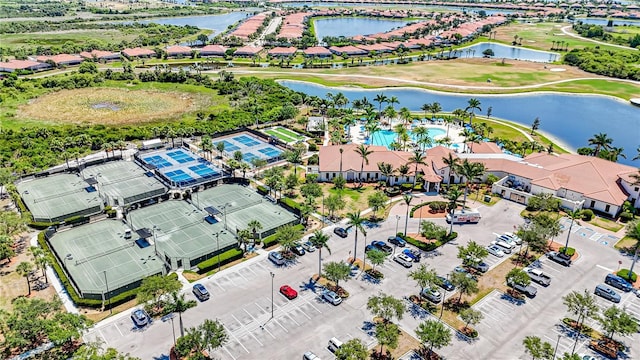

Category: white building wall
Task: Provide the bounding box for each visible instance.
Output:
[583,198,620,217]
[620,180,640,209]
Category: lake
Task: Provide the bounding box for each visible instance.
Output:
[314,17,409,40]
[279,2,517,15]
[280,81,640,165]
[573,18,640,27]
[141,12,250,33]
[457,42,560,62]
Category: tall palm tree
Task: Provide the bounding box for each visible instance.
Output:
[309,230,331,276]
[457,159,486,208]
[172,291,196,337]
[442,153,461,185]
[247,219,263,243]
[16,261,34,296]
[465,98,482,125]
[421,103,431,120]
[399,107,412,126]
[354,145,373,186]
[377,162,395,186]
[446,186,464,235]
[632,146,640,161]
[374,93,388,113]
[409,150,426,191]
[624,221,640,281]
[388,96,399,110]
[588,132,613,157]
[346,211,367,264]
[430,102,442,121]
[458,128,475,153]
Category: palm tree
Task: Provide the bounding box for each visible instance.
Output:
[172,291,196,337]
[377,162,395,187]
[563,289,599,355]
[633,146,640,161]
[248,219,263,243]
[465,98,482,125]
[442,153,460,185]
[402,194,412,236]
[458,128,475,153]
[309,230,331,276]
[354,145,373,186]
[16,261,34,296]
[374,93,388,113]
[388,96,399,110]
[346,211,367,264]
[201,136,213,161]
[409,150,426,191]
[446,186,464,235]
[421,103,431,120]
[430,102,442,121]
[457,159,486,208]
[588,132,613,157]
[623,221,640,281]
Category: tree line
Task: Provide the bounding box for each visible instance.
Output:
[563,47,640,80]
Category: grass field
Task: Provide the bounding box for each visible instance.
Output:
[1,30,140,50]
[264,126,304,143]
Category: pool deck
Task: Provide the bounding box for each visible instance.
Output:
[349,118,465,151]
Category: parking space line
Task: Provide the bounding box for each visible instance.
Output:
[301,293,323,314]
[221,345,237,360]
[97,329,108,346]
[285,312,301,326]
[239,310,266,345]
[115,324,124,337]
[274,318,289,333]
[596,264,614,272]
[236,271,251,283]
[223,324,249,354]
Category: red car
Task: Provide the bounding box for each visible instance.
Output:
[279,285,298,300]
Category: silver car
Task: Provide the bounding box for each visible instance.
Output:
[302,241,316,252]
[487,244,505,257]
[420,287,442,303]
[322,290,342,305]
[491,240,513,254]
[393,253,413,268]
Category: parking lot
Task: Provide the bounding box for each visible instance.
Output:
[85,199,639,360]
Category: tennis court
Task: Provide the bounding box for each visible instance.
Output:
[80,161,167,207]
[48,219,164,299]
[127,200,237,269]
[213,132,284,165]
[16,174,103,222]
[196,184,298,237]
[139,148,224,188]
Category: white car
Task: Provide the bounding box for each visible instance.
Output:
[496,234,518,247]
[322,290,342,305]
[487,244,505,257]
[393,253,413,268]
[268,251,285,265]
[491,240,513,254]
[502,232,522,245]
[302,241,316,252]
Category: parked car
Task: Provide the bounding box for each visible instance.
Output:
[387,236,406,247]
[420,287,442,303]
[302,241,316,252]
[454,266,477,280]
[491,240,513,254]
[508,280,537,298]
[402,248,421,262]
[523,267,552,286]
[192,283,210,301]
[279,285,298,300]
[469,261,489,273]
[546,251,572,266]
[496,234,518,247]
[436,276,455,291]
[322,290,342,305]
[333,227,348,238]
[502,232,523,245]
[487,244,505,257]
[268,251,285,265]
[393,253,413,268]
[371,241,393,254]
[604,274,633,292]
[594,284,621,303]
[131,309,150,328]
[291,245,306,256]
[303,351,320,360]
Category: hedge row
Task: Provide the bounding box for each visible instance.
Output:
[618,269,638,283]
[37,232,138,308]
[196,248,244,273]
[262,224,305,249]
[409,201,448,217]
[279,197,302,216]
[396,232,457,252]
[256,185,269,195]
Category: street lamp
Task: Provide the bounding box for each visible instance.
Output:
[103,270,112,314]
[221,203,232,231]
[553,333,561,359]
[270,271,275,319]
[404,195,412,236]
[563,202,580,254]
[439,273,449,319]
[395,215,400,236]
[214,231,224,273]
[168,313,177,347]
[321,192,325,224]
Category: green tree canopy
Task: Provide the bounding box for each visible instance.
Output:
[323,261,352,289]
[335,338,368,360]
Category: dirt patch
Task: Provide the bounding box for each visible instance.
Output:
[412,205,447,219]
[18,88,207,125]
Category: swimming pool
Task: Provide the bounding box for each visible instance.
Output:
[365,128,446,149]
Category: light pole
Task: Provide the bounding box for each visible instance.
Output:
[214,231,223,273]
[221,203,232,231]
[563,202,579,254]
[404,195,412,236]
[321,192,325,224]
[152,225,159,258]
[169,314,177,347]
[439,273,449,319]
[552,333,561,359]
[103,270,112,314]
[395,215,400,236]
[270,271,275,319]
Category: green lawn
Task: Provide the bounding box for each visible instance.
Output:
[265,128,297,143]
[275,126,304,140]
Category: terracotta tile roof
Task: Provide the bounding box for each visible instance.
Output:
[469,142,503,154]
[234,46,263,56]
[0,59,48,70]
[79,50,119,59]
[329,46,368,55]
[267,46,297,56]
[36,54,83,64]
[303,46,332,56]
[166,45,192,54]
[122,47,156,57]
[200,44,228,54]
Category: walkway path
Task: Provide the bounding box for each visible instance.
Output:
[560,25,638,51]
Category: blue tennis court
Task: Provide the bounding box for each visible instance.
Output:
[216,140,240,152]
[167,150,195,163]
[242,152,259,163]
[165,169,195,184]
[188,164,219,178]
[258,147,281,158]
[143,155,172,169]
[233,135,261,147]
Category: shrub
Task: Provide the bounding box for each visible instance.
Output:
[196,248,243,273]
[400,183,413,191]
[558,247,575,257]
[307,141,318,152]
[619,212,634,222]
[262,224,304,248]
[581,209,594,221]
[617,269,638,283]
[256,185,269,195]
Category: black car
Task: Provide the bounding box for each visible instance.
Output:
[333,227,348,238]
[371,241,393,255]
[436,276,455,291]
[546,251,572,266]
[387,236,406,247]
